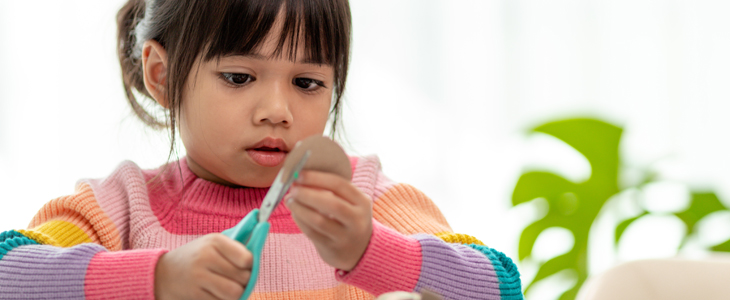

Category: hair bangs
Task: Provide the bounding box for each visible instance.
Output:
[204,0,346,66]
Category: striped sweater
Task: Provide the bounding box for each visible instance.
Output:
[0,156,522,299]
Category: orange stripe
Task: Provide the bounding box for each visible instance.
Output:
[28,183,122,250]
[249,284,374,300]
[373,183,452,235]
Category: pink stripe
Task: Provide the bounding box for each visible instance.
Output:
[123,216,302,251]
[269,214,302,234]
[99,232,338,293]
[143,158,307,236]
[255,233,339,292]
[84,157,359,250]
[84,161,149,250]
[84,248,167,300]
[371,171,397,202]
[348,156,359,177]
[337,220,422,295]
[352,155,397,201]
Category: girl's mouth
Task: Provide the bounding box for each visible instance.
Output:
[246,147,287,167]
[247,137,290,167]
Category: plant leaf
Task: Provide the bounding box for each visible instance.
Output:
[518,219,564,261]
[674,192,726,235]
[513,118,623,298]
[512,171,576,206]
[524,252,574,294]
[614,211,648,245]
[534,118,622,181]
[711,239,730,252]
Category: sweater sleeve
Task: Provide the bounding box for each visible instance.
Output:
[0,163,167,299]
[337,157,523,300]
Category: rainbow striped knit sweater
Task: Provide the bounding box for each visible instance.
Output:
[0,156,522,299]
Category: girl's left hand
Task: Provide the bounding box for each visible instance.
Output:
[284,170,373,271]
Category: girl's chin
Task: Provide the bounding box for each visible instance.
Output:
[234,175,279,188]
[228,167,281,188]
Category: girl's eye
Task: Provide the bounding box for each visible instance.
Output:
[220,73,254,86]
[293,78,326,91]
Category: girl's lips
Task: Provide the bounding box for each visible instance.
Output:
[247,149,287,167]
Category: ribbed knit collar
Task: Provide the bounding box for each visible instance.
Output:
[143,157,293,234]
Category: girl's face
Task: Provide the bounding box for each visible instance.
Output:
[179,29,334,187]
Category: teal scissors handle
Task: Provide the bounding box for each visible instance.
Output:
[221,209,270,300]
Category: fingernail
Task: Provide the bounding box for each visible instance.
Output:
[285,189,296,205]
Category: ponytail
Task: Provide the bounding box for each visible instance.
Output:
[117,0,166,129]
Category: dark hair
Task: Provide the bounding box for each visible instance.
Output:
[117,0,351,161]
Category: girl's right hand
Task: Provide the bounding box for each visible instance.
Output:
[154,233,253,300]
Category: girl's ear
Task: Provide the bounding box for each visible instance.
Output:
[142,40,169,108]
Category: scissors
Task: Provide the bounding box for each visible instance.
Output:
[222,150,311,300]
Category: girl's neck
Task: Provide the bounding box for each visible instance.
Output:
[185,156,238,187]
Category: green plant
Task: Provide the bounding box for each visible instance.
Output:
[616,192,727,251]
[513,118,622,299]
[513,118,730,300]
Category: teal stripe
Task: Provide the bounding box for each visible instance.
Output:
[0,230,39,260]
[467,244,524,300]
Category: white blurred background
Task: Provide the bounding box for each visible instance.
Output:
[1,1,730,299]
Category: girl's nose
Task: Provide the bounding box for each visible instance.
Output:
[253,81,293,127]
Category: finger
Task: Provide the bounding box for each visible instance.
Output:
[295,171,368,206]
[199,288,223,300]
[287,197,344,241]
[286,186,354,224]
[206,251,252,286]
[291,210,334,245]
[212,234,253,270]
[201,271,245,300]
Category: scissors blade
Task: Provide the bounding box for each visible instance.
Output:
[258,150,311,223]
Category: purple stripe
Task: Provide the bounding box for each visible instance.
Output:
[0,243,105,299]
[413,234,502,300]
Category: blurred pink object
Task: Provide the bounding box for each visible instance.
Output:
[577,255,730,300]
[376,290,443,300]
[375,292,421,300]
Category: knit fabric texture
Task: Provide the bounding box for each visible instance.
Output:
[0,156,523,299]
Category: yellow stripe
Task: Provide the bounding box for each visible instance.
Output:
[16,229,55,245]
[435,232,486,247]
[28,183,122,251]
[19,220,93,247]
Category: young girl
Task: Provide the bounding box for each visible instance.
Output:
[0,0,522,299]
